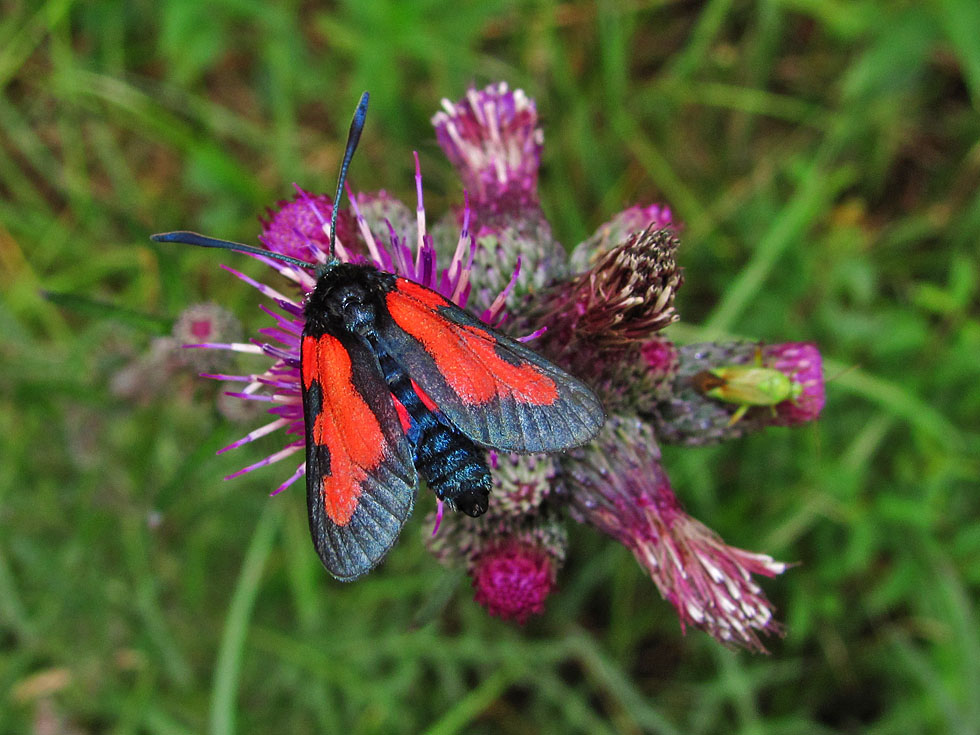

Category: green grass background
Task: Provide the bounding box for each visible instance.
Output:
[2,1,978,733]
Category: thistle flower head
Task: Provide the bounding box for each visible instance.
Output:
[426,498,567,624]
[566,227,683,345]
[472,538,557,624]
[563,418,787,652]
[257,191,358,261]
[761,342,825,425]
[433,82,542,211]
[172,302,243,371]
[523,228,682,384]
[652,341,826,445]
[419,450,565,630]
[433,83,568,312]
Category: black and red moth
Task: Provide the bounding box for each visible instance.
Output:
[153,93,605,580]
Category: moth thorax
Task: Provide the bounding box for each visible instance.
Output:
[331,283,379,335]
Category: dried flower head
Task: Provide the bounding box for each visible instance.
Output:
[533,228,682,356]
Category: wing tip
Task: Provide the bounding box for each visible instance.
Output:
[521,379,606,453]
[314,471,418,582]
[327,559,375,582]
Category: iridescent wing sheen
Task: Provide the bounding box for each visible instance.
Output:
[301,330,417,581]
[375,278,604,453]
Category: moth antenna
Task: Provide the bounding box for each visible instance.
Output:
[329,91,370,258]
[153,92,369,266]
[150,231,315,270]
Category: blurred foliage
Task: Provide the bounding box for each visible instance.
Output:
[1,0,978,733]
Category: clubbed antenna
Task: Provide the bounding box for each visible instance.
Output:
[329,91,370,257]
[151,92,371,266]
[149,231,315,269]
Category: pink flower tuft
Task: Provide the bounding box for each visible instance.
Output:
[565,421,788,651]
[640,337,679,378]
[472,538,556,624]
[258,191,355,262]
[763,342,826,425]
[432,82,543,210]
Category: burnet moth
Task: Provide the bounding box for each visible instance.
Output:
[153,92,605,581]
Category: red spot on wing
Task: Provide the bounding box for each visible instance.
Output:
[385,289,559,407]
[301,335,318,389]
[411,380,439,413]
[302,334,387,526]
[395,278,449,309]
[391,394,411,433]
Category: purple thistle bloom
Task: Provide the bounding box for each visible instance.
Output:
[433,82,567,313]
[761,342,826,426]
[427,501,567,624]
[471,538,557,624]
[433,82,543,211]
[172,302,242,371]
[258,192,352,261]
[564,419,786,652]
[651,341,825,445]
[187,83,824,649]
